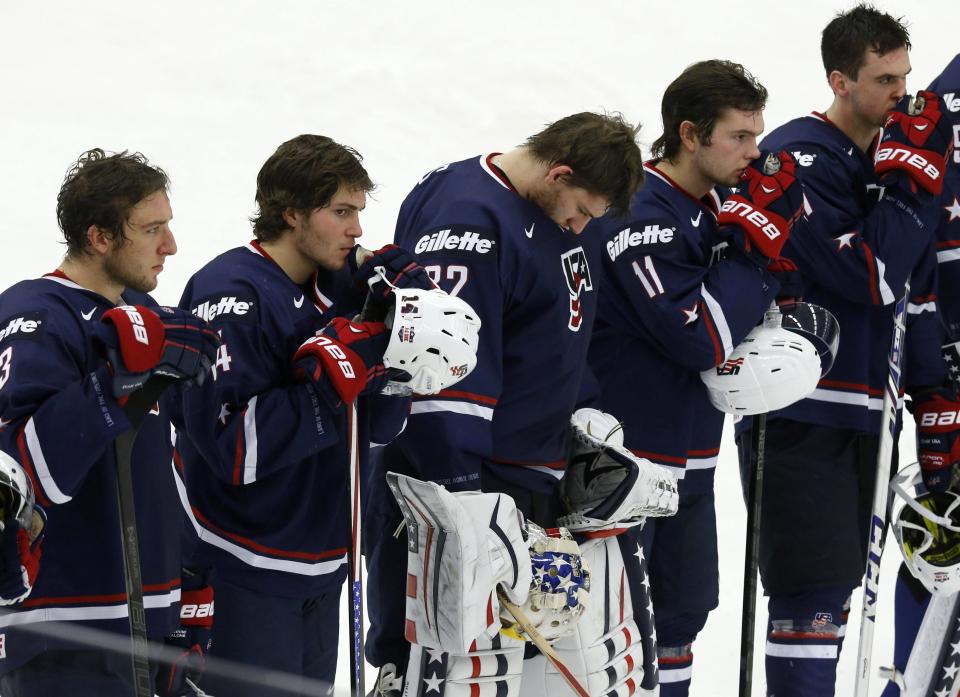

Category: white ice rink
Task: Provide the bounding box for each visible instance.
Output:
[1,1,956,694]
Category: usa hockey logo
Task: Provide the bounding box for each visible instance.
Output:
[397,326,416,343]
[716,357,744,375]
[450,364,468,378]
[560,247,593,332]
[812,612,833,628]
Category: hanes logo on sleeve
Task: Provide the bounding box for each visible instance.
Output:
[414,226,497,258]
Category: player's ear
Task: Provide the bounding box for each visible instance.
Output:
[546,164,574,184]
[678,120,699,152]
[86,225,113,255]
[281,207,302,230]
[828,70,849,97]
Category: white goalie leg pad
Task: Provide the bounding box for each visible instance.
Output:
[533,537,656,697]
[560,409,678,533]
[402,635,526,697]
[387,472,532,654]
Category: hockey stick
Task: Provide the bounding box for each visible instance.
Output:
[114,375,176,697]
[497,591,591,697]
[347,401,365,697]
[853,283,910,697]
[739,412,767,697]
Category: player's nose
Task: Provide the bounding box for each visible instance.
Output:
[161,226,177,256]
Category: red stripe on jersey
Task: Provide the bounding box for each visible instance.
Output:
[628,448,686,465]
[484,153,518,192]
[699,301,724,365]
[416,389,498,406]
[688,447,720,457]
[936,240,960,250]
[860,241,882,306]
[231,409,245,486]
[17,425,50,508]
[191,506,346,561]
[22,577,181,608]
[769,629,839,640]
[659,653,694,665]
[173,447,184,474]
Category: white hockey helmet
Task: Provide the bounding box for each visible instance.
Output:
[700,308,823,415]
[382,287,481,396]
[891,463,960,595]
[0,450,34,532]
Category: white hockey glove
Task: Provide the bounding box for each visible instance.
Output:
[559,408,679,533]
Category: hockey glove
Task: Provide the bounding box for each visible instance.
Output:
[0,505,45,605]
[876,91,954,197]
[158,568,214,697]
[293,317,391,405]
[98,305,220,397]
[910,386,960,492]
[768,256,804,307]
[355,244,436,300]
[718,150,805,261]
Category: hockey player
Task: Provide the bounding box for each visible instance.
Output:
[174,134,455,697]
[364,112,685,697]
[587,60,809,696]
[737,6,955,696]
[879,52,960,697]
[0,149,219,696]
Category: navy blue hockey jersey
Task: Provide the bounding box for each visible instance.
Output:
[589,163,778,492]
[386,154,599,494]
[930,54,960,340]
[0,273,181,673]
[758,112,947,434]
[176,242,407,598]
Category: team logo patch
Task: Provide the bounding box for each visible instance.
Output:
[450,364,469,378]
[191,295,257,324]
[560,247,593,332]
[812,612,833,628]
[716,358,744,375]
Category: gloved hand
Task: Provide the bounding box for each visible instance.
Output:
[718,150,805,261]
[98,305,220,397]
[768,256,804,306]
[354,244,436,302]
[0,505,45,605]
[157,568,214,697]
[875,91,954,197]
[293,317,391,405]
[910,386,960,492]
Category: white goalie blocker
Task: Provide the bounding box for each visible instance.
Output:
[559,408,678,533]
[701,302,840,416]
[381,287,481,396]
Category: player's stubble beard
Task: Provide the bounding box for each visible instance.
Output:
[103,240,159,294]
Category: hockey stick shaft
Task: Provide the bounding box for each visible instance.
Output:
[347,401,365,697]
[853,284,910,697]
[114,375,175,697]
[739,413,766,697]
[497,591,591,697]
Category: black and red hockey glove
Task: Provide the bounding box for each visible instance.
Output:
[354,244,436,301]
[909,386,960,492]
[718,151,805,261]
[768,256,804,307]
[158,568,214,697]
[97,305,220,397]
[0,505,44,606]
[875,91,954,197]
[293,317,391,406]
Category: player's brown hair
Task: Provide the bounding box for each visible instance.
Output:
[821,3,910,80]
[252,134,375,242]
[57,149,169,257]
[652,60,768,162]
[524,112,644,217]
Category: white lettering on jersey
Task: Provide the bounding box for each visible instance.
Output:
[192,297,253,322]
[790,151,817,167]
[414,229,495,255]
[606,224,676,261]
[0,316,41,342]
[944,92,960,112]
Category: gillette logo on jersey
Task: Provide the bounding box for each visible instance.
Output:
[0,313,43,342]
[606,224,676,261]
[414,228,496,255]
[192,296,255,323]
[561,247,593,332]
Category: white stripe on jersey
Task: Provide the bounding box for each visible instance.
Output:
[478,154,511,190]
[765,640,837,660]
[807,388,883,410]
[686,455,718,471]
[658,665,693,683]
[25,417,71,504]
[411,400,494,420]
[700,286,733,360]
[907,301,936,315]
[243,395,259,484]
[875,257,895,305]
[0,589,180,628]
[173,460,347,576]
[938,248,960,264]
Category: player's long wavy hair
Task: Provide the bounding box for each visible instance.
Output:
[652,60,767,163]
[252,134,375,242]
[524,112,644,217]
[57,149,169,257]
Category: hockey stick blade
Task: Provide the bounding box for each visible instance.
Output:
[497,590,591,697]
[114,375,176,697]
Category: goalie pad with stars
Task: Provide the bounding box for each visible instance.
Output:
[559,408,679,534]
[401,632,526,697]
